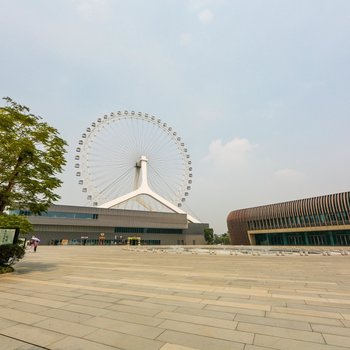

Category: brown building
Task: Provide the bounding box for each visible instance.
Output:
[227,191,350,246]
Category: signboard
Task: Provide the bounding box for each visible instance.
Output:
[0,228,18,245]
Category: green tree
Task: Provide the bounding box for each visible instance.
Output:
[221,233,231,245]
[204,228,214,245]
[0,244,26,268]
[0,97,67,214]
[213,233,231,245]
[0,214,33,234]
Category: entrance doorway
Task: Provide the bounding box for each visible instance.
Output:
[127,237,141,246]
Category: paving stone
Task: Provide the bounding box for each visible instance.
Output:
[50,336,120,350]
[118,299,177,312]
[0,307,48,325]
[237,321,324,343]
[205,299,270,312]
[44,290,84,298]
[0,291,23,301]
[38,308,93,323]
[247,297,287,307]
[76,293,120,303]
[323,333,350,347]
[4,301,50,314]
[0,285,11,291]
[204,304,266,317]
[83,316,164,339]
[70,297,113,308]
[17,344,45,350]
[19,296,67,309]
[215,292,251,299]
[174,306,235,320]
[108,303,162,316]
[24,292,73,302]
[85,328,164,350]
[272,306,342,319]
[5,288,36,297]
[0,334,30,350]
[157,330,244,350]
[61,303,111,316]
[116,294,147,301]
[311,323,350,336]
[157,311,238,329]
[34,317,97,337]
[160,343,198,350]
[254,333,346,350]
[158,319,253,344]
[0,323,65,347]
[234,313,312,331]
[341,319,350,327]
[173,291,214,299]
[342,313,350,320]
[266,311,344,326]
[286,302,350,314]
[0,317,17,329]
[144,297,205,309]
[245,345,277,350]
[0,298,13,307]
[103,310,163,326]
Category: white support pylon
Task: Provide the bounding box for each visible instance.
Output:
[98,156,200,223]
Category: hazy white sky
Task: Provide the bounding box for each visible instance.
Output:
[1,0,350,233]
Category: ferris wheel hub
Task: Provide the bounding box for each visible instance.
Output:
[136,155,148,168]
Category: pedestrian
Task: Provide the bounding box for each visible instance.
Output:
[33,240,39,252]
[29,239,34,252]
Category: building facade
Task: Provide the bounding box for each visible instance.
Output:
[227,191,350,246]
[14,204,208,245]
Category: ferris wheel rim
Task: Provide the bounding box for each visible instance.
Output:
[75,110,193,208]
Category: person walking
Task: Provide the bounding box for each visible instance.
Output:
[31,237,40,252]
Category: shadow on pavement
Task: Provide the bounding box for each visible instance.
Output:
[12,261,57,274]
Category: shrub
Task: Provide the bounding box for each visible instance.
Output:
[0,265,14,273]
[0,244,25,267]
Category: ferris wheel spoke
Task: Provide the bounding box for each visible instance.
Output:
[148,164,183,201]
[126,117,142,156]
[76,110,192,209]
[144,128,171,158]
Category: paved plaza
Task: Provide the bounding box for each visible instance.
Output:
[0,246,350,349]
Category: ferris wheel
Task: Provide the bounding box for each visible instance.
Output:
[75,110,198,222]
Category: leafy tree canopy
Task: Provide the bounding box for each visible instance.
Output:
[204,228,214,244]
[0,214,33,234]
[213,232,231,245]
[0,97,67,214]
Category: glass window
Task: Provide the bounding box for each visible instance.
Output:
[115,227,183,234]
[15,210,98,219]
